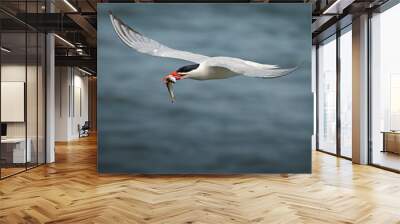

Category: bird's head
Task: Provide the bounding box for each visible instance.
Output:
[162,64,200,84]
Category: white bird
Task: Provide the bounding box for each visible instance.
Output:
[109,12,298,102]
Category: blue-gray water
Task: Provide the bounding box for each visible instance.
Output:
[98,3,312,173]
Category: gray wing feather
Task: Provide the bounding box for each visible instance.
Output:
[109,12,209,64]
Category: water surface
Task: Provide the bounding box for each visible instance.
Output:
[98,4,312,173]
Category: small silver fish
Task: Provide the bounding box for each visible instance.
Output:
[165,76,176,103]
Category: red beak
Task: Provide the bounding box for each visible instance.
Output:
[162,71,181,83]
[169,71,182,80]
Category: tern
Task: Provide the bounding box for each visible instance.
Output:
[109,12,299,102]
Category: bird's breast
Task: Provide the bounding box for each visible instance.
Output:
[187,65,238,80]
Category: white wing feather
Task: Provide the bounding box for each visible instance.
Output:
[109,13,209,64]
[204,57,298,78]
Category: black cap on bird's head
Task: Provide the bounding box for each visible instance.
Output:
[176,64,199,73]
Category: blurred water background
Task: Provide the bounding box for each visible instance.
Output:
[98,4,312,173]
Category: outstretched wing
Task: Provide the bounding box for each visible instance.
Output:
[205,57,298,78]
[109,12,209,64]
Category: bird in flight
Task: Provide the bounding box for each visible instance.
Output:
[109,12,298,103]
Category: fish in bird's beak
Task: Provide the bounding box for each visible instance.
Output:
[164,75,176,103]
[163,71,182,103]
